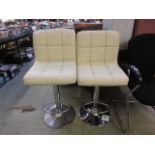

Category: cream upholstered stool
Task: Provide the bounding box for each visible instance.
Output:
[77,30,129,126]
[23,29,76,128]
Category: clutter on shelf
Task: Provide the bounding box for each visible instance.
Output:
[0,64,21,87]
[3,47,34,64]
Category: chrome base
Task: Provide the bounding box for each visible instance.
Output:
[80,101,110,126]
[43,103,75,129]
[42,86,75,129]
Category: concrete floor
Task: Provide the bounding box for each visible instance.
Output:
[0,60,155,135]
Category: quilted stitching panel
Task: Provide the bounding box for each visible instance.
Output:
[34,46,48,61]
[77,30,120,63]
[77,31,90,47]
[62,29,75,46]
[91,47,106,61]
[34,29,76,62]
[91,31,106,47]
[105,47,119,62]
[46,29,61,45]
[63,46,76,61]
[77,47,90,62]
[47,46,63,61]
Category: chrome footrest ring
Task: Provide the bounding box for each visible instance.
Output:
[79,101,110,126]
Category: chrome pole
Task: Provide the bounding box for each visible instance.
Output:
[93,86,100,108]
[54,85,61,111]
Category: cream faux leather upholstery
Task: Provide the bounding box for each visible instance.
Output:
[77,30,129,86]
[24,29,76,85]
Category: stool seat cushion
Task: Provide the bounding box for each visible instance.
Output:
[78,62,128,86]
[24,61,76,85]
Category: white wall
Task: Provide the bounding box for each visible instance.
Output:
[103,19,135,50]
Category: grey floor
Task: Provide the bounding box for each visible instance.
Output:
[0,60,155,135]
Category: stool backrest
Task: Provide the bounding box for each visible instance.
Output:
[77,30,120,63]
[33,29,76,62]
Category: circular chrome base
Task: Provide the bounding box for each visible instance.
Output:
[43,103,75,129]
[80,101,110,126]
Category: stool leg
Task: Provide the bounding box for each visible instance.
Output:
[126,85,140,131]
[112,85,140,133]
[126,93,130,131]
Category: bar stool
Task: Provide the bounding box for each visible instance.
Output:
[23,29,76,128]
[77,30,129,126]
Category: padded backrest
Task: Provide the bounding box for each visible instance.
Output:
[33,29,76,61]
[128,33,155,78]
[77,30,120,63]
